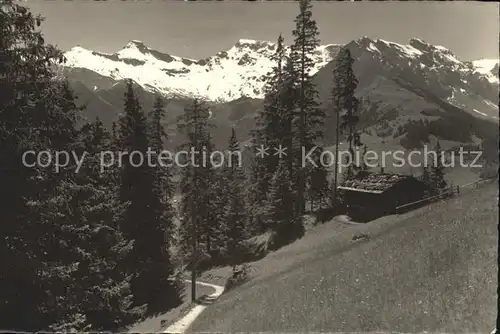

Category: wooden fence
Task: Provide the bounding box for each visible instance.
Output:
[395,176,497,214]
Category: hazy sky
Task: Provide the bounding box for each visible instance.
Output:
[26,0,499,61]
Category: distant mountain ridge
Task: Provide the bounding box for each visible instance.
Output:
[63,38,340,102]
[63,37,498,105]
[63,37,499,172]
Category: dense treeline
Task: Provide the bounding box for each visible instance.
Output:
[0,2,181,330]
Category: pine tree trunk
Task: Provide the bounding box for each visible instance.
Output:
[191,115,198,303]
[348,121,354,178]
[191,215,197,303]
[297,23,307,217]
[333,108,340,206]
[191,266,196,303]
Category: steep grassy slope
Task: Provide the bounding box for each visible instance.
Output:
[190,183,498,332]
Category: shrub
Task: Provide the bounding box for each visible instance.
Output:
[192,234,271,272]
[267,218,305,251]
[224,264,252,292]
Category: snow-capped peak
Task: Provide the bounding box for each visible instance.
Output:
[472,58,499,84]
[63,38,341,101]
[235,38,273,46]
[127,40,146,47]
[472,58,499,74]
[69,45,92,53]
[63,37,498,101]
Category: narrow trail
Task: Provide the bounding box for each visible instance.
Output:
[163,279,225,333]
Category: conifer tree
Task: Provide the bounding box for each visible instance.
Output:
[224,128,247,273]
[201,132,219,256]
[339,49,362,179]
[430,141,447,193]
[265,159,296,246]
[177,98,212,302]
[208,165,230,255]
[118,80,150,304]
[254,34,289,202]
[250,35,292,233]
[118,81,181,313]
[148,96,175,248]
[0,3,82,329]
[107,121,121,186]
[280,58,299,184]
[48,118,138,331]
[331,47,360,201]
[246,135,269,233]
[290,0,325,215]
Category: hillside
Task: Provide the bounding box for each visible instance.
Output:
[189,183,498,332]
[314,38,498,147]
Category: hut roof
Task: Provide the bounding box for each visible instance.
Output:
[338,172,416,194]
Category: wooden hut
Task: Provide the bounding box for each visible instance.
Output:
[338,171,430,221]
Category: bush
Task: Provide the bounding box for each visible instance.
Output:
[267,218,305,251]
[224,264,252,292]
[191,234,271,272]
[237,235,270,262]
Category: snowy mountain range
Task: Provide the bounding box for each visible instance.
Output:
[62,36,499,169]
[62,37,499,104]
[63,38,338,101]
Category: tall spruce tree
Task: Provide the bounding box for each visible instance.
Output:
[177,98,212,302]
[224,128,247,273]
[148,96,175,249]
[49,118,138,331]
[339,49,362,179]
[290,0,325,215]
[331,47,360,201]
[249,34,291,233]
[118,81,181,313]
[253,34,289,204]
[148,96,183,313]
[200,131,219,256]
[208,165,230,255]
[255,35,300,220]
[260,34,287,178]
[280,58,299,189]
